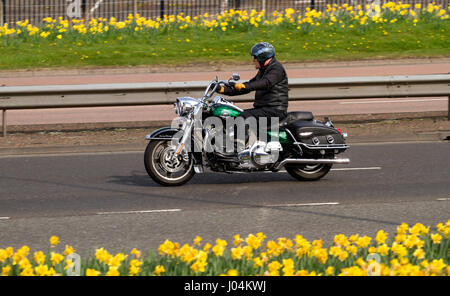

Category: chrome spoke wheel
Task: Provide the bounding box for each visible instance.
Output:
[153,142,192,181]
[144,140,195,186]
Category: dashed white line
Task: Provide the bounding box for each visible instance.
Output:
[266,167,381,173]
[96,209,182,215]
[437,198,450,201]
[331,167,382,171]
[0,217,10,220]
[266,202,340,207]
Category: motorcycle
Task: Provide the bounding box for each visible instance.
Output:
[144,74,350,186]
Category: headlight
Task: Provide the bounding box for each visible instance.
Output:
[174,97,200,116]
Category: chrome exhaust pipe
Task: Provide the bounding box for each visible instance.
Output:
[274,158,350,170]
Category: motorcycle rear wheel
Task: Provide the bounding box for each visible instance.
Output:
[144,140,195,186]
[285,163,332,181]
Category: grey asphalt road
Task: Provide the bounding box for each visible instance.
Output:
[0,141,449,255]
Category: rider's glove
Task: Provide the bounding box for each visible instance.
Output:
[218,86,225,94]
[234,83,246,91]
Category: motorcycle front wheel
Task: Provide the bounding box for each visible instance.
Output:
[144,140,195,186]
[285,163,332,181]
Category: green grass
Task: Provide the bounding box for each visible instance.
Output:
[0,10,449,70]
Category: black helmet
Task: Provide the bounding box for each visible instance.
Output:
[251,42,275,63]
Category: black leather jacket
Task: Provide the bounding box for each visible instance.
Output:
[222,58,289,110]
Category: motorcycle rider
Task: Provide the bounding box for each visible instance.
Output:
[217,42,288,122]
[217,42,288,144]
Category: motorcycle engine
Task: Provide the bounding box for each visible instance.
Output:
[237,141,283,169]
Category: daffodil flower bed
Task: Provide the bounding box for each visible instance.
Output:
[0,220,449,276]
[0,2,449,69]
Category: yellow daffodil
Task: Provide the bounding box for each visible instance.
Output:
[339,266,366,276]
[109,253,127,268]
[129,259,143,276]
[1,265,11,276]
[377,244,390,256]
[130,248,141,258]
[428,259,446,275]
[246,232,265,250]
[193,236,203,246]
[106,266,120,276]
[203,243,212,253]
[431,233,442,244]
[50,252,64,266]
[253,256,264,268]
[49,236,60,246]
[19,267,34,276]
[154,265,165,276]
[231,246,244,260]
[233,234,243,246]
[391,242,408,258]
[375,230,388,245]
[178,244,199,263]
[33,251,46,265]
[310,247,328,264]
[13,246,30,265]
[158,239,179,256]
[0,249,8,263]
[85,268,101,276]
[35,265,56,276]
[326,266,334,276]
[190,252,208,273]
[267,260,281,276]
[281,258,295,276]
[356,236,372,248]
[212,239,227,257]
[413,248,425,260]
[63,245,75,256]
[40,31,50,38]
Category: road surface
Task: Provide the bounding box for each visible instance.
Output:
[0,141,448,255]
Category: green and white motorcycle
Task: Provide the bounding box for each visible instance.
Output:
[144,75,350,186]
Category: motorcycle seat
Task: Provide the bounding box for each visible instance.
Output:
[280,111,314,126]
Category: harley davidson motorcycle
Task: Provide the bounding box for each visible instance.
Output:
[144,74,350,186]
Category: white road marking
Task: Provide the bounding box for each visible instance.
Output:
[437,198,450,201]
[266,202,340,207]
[96,209,182,215]
[269,167,381,173]
[0,217,10,220]
[331,167,382,171]
[339,98,446,104]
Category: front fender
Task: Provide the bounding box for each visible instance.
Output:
[145,126,203,165]
[145,127,182,141]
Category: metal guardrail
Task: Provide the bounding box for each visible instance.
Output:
[1,74,449,137]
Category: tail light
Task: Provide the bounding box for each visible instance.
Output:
[336,128,348,139]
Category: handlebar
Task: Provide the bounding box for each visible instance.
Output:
[202,78,233,102]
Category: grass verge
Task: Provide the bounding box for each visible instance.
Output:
[0,3,449,70]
